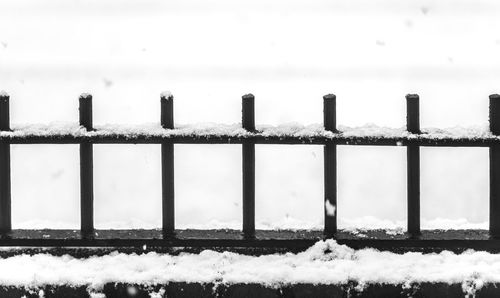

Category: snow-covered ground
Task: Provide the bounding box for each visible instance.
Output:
[0,240,497,295]
[0,0,497,230]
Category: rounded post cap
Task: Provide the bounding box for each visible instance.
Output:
[242,93,254,100]
[160,91,173,100]
[323,94,336,100]
[79,93,92,100]
[0,91,9,100]
[406,94,419,100]
[490,94,500,100]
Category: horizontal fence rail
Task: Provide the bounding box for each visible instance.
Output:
[0,91,499,252]
[3,135,500,146]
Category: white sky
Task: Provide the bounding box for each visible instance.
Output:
[0,0,497,229]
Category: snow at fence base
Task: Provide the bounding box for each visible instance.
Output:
[0,240,497,295]
[0,122,495,140]
[13,217,488,231]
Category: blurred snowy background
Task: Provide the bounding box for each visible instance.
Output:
[0,0,497,230]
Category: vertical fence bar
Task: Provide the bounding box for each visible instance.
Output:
[242,94,255,237]
[490,94,500,237]
[0,92,11,233]
[406,94,420,236]
[323,94,337,235]
[79,93,93,235]
[161,92,175,235]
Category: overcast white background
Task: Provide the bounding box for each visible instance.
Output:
[0,0,497,229]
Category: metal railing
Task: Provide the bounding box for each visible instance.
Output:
[0,92,499,251]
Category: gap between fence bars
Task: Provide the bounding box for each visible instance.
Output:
[0,92,500,241]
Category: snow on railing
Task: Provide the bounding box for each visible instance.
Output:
[0,122,495,141]
[0,123,497,148]
[0,91,499,251]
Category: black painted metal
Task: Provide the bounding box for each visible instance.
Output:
[242,142,255,237]
[242,94,255,237]
[406,94,420,134]
[490,95,500,135]
[242,94,255,131]
[0,93,10,233]
[491,145,500,237]
[0,229,497,253]
[323,94,337,235]
[490,94,500,237]
[160,93,174,130]
[407,146,420,236]
[0,92,498,252]
[160,95,175,235]
[0,281,497,297]
[2,133,500,146]
[324,145,336,235]
[79,94,93,235]
[0,93,10,131]
[323,94,336,132]
[162,144,175,234]
[406,94,421,236]
[161,93,175,235]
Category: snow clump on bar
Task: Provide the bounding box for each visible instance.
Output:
[160,91,173,99]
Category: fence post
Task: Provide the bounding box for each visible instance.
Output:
[161,92,175,235]
[323,94,337,236]
[490,94,500,237]
[242,94,255,237]
[0,92,11,233]
[79,93,94,236]
[406,94,420,236]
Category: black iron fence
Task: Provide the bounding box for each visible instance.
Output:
[0,92,500,252]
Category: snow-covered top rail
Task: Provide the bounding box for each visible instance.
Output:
[0,92,499,146]
[0,122,498,146]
